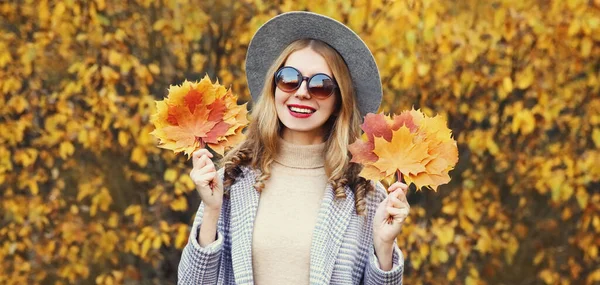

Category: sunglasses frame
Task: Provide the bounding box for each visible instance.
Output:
[274,66,339,99]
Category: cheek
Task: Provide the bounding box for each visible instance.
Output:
[274,90,290,118]
[274,89,289,105]
[321,96,338,116]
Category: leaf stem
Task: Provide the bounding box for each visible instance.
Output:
[395,169,404,184]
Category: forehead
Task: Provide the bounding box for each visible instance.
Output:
[284,47,333,76]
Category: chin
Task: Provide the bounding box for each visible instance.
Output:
[281,118,326,133]
[282,122,318,132]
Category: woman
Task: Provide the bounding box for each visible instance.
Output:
[178,11,409,285]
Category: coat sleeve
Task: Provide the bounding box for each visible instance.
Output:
[362,181,405,285]
[178,169,226,285]
[363,243,404,285]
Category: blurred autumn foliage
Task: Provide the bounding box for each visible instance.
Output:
[1,0,599,284]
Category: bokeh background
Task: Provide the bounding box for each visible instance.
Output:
[1,0,599,284]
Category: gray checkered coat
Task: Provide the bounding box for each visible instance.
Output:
[178,166,404,284]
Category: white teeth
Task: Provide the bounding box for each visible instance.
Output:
[289,106,315,114]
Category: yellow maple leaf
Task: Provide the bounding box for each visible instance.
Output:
[372,126,430,176]
[358,164,387,181]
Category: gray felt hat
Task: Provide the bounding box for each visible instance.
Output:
[245,11,382,116]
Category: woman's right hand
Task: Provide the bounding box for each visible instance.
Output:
[190,148,223,212]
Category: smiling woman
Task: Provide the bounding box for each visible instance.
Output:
[177,11,408,285]
[274,44,341,144]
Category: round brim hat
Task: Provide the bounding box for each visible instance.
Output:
[245,11,382,117]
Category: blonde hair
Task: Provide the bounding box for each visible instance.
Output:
[221,39,373,215]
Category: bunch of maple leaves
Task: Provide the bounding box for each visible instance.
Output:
[150,76,249,158]
[348,108,459,191]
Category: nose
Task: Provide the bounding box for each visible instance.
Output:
[294,80,310,99]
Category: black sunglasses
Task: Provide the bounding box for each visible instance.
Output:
[274,66,338,99]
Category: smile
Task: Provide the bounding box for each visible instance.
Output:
[287,104,316,118]
[289,106,315,114]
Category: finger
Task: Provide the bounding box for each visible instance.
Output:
[402,185,409,196]
[389,182,408,191]
[192,148,212,160]
[398,185,409,198]
[388,188,404,198]
[200,161,216,174]
[391,189,408,204]
[192,155,206,170]
[192,161,216,176]
[194,172,218,188]
[387,183,401,193]
[389,194,409,209]
[192,149,213,169]
[388,182,408,195]
[194,154,212,170]
[386,206,410,222]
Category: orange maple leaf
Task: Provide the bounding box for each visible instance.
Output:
[150,76,249,158]
[349,108,458,191]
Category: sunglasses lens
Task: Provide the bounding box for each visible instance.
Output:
[309,74,336,98]
[275,67,301,92]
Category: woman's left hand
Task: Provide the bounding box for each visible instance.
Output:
[373,182,410,246]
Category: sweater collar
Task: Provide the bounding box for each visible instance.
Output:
[274,138,325,169]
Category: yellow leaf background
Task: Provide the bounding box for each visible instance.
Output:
[1,0,599,284]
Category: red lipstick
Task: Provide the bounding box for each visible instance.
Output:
[287,104,316,118]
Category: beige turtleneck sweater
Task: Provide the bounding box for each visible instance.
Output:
[252,139,328,285]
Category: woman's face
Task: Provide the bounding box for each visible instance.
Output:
[274,47,338,144]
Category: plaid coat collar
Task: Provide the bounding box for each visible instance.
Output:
[228,168,355,285]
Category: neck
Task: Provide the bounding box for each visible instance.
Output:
[274,137,325,169]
